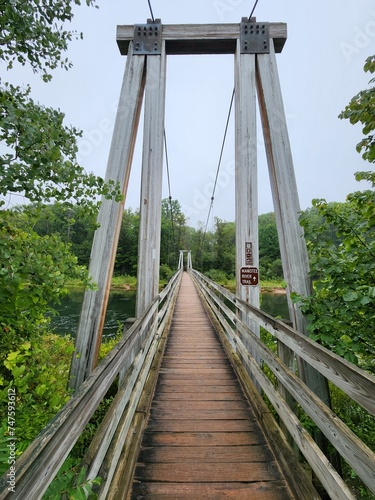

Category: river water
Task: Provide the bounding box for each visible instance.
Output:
[49,289,289,339]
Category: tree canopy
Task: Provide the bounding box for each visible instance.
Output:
[0,0,97,79]
[0,0,120,210]
[339,55,375,163]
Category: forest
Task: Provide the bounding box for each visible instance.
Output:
[22,200,283,282]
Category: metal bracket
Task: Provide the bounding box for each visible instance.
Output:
[133,19,162,55]
[240,18,270,54]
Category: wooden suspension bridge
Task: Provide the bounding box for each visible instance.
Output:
[1,267,374,499]
[1,17,375,500]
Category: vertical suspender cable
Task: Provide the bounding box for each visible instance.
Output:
[164,129,177,266]
[147,0,155,21]
[249,0,260,19]
[198,88,235,266]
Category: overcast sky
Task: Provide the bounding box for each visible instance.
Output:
[5,0,375,227]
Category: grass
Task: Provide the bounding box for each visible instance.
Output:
[66,273,286,294]
[110,275,137,290]
[260,279,286,289]
[66,275,137,291]
[214,277,286,293]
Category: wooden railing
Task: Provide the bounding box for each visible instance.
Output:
[190,269,375,500]
[0,270,182,500]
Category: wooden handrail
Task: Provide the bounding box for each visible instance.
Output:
[190,269,375,415]
[189,269,375,496]
[0,270,182,500]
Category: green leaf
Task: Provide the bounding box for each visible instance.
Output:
[343,291,358,302]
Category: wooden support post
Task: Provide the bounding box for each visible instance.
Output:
[256,40,311,337]
[234,41,261,385]
[187,251,192,270]
[136,43,167,317]
[178,250,184,270]
[256,40,335,463]
[69,45,145,391]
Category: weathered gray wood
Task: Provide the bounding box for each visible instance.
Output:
[97,322,159,499]
[190,272,320,500]
[87,273,182,481]
[278,341,297,451]
[191,270,375,496]
[130,273,299,498]
[0,299,158,500]
[234,42,260,380]
[256,40,310,335]
[238,294,375,417]
[235,341,356,500]
[234,46,258,278]
[0,270,182,500]
[99,272,181,498]
[69,45,146,391]
[236,324,375,494]
[136,41,167,317]
[255,41,333,426]
[187,250,192,269]
[191,270,375,417]
[178,250,184,269]
[228,350,321,500]
[117,23,287,55]
[83,321,158,481]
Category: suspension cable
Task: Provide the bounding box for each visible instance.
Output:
[198,88,235,262]
[198,0,261,266]
[249,0,260,19]
[164,128,177,265]
[164,129,172,203]
[147,0,155,22]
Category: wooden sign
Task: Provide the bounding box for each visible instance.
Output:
[240,266,259,286]
[245,242,253,265]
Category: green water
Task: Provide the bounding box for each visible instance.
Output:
[50,290,136,339]
[50,289,288,339]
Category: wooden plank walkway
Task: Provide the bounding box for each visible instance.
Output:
[129,273,295,499]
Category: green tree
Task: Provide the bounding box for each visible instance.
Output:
[298,174,375,365]
[31,203,98,266]
[0,84,119,209]
[339,55,375,163]
[213,218,235,277]
[259,212,282,280]
[0,0,97,79]
[194,222,216,273]
[160,198,187,269]
[0,0,121,209]
[115,208,140,276]
[0,210,91,370]
[296,56,375,367]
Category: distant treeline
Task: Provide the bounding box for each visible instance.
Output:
[27,199,284,281]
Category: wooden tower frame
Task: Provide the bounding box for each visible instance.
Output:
[69,18,328,408]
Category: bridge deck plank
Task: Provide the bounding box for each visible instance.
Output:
[129,273,294,499]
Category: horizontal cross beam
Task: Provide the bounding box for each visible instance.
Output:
[117,23,287,55]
